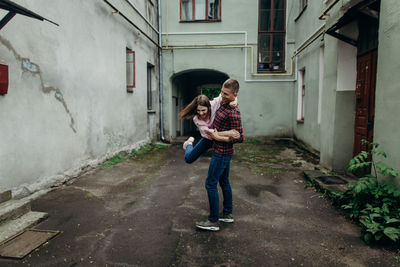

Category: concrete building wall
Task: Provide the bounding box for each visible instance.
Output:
[0,0,160,194]
[374,0,400,184]
[292,1,357,171]
[161,0,295,140]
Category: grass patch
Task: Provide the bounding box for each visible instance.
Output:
[101,154,126,169]
[244,139,261,145]
[101,143,168,169]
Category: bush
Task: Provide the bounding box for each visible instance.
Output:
[340,141,400,244]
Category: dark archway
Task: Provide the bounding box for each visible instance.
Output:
[171,69,229,137]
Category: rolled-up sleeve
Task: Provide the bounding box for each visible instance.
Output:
[228,109,244,144]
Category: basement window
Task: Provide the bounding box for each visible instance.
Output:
[126,48,135,92]
[180,0,221,22]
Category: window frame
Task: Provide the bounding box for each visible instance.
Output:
[126,48,135,92]
[297,68,306,123]
[180,0,222,22]
[257,0,286,73]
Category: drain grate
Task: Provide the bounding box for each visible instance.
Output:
[315,176,347,185]
[0,229,59,259]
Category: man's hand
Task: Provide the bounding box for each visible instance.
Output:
[205,129,218,140]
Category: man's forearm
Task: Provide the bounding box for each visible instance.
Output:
[212,134,230,142]
[218,129,239,137]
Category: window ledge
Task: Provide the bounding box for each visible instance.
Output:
[294,5,307,22]
[296,119,304,124]
[179,19,221,23]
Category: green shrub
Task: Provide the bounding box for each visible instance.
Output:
[340,141,400,244]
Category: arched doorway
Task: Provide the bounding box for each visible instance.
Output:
[171,69,229,138]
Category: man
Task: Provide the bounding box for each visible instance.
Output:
[196,78,244,231]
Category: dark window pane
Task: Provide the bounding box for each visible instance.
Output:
[260,11,271,31]
[259,34,271,50]
[273,10,285,31]
[260,0,271,9]
[273,34,284,51]
[259,51,271,63]
[274,0,284,9]
[273,51,282,61]
[208,0,219,19]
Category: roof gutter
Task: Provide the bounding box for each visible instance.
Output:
[0,0,58,30]
[103,0,161,49]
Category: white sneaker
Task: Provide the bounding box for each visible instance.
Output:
[183,137,195,150]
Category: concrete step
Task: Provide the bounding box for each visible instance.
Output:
[0,199,31,224]
[0,187,12,204]
[0,211,48,244]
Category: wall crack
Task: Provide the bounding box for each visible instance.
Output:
[0,36,77,133]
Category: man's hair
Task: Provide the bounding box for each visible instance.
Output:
[222,78,239,94]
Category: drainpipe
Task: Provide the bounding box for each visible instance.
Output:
[158,0,168,143]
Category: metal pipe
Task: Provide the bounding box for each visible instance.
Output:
[103,0,161,48]
[166,0,169,48]
[162,31,296,82]
[319,0,340,20]
[293,24,325,57]
[157,0,168,143]
[124,0,159,34]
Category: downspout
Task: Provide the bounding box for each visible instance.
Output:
[158,0,168,143]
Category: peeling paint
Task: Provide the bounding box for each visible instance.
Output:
[22,58,40,73]
[0,36,77,133]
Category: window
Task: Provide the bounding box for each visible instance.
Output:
[297,68,305,122]
[180,0,221,21]
[147,63,154,110]
[126,48,135,92]
[258,0,286,72]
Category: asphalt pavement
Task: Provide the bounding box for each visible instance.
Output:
[0,138,398,267]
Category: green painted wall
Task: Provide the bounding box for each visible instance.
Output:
[161,0,296,140]
[374,0,400,185]
[292,2,357,171]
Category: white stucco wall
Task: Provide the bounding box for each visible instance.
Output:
[0,0,159,195]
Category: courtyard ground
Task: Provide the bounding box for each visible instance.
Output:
[0,138,399,266]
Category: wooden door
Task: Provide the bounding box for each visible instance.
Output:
[353,49,377,156]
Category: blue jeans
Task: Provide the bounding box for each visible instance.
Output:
[185,138,213,164]
[205,153,233,222]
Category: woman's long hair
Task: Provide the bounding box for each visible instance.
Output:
[179,95,211,120]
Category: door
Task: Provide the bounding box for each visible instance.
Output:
[353,49,377,156]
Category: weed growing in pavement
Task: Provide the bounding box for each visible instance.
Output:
[333,141,400,245]
[100,154,126,169]
[101,143,168,169]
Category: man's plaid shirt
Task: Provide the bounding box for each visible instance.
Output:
[212,103,244,155]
